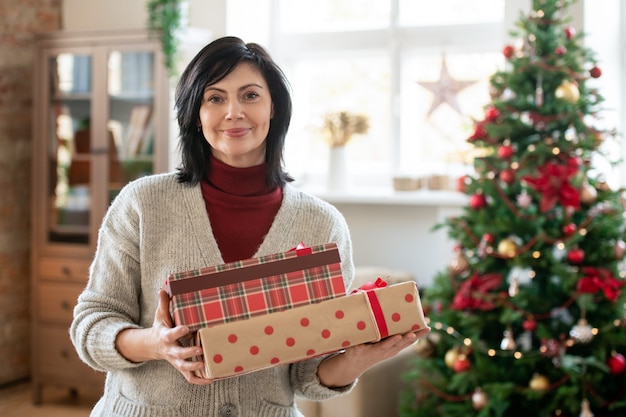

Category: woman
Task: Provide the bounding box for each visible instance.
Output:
[71,36,418,417]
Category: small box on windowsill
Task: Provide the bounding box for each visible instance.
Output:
[392,177,422,191]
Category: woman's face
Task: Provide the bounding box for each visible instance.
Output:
[198,62,273,168]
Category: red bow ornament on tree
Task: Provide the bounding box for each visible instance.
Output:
[522,157,580,212]
[451,272,503,311]
[577,267,625,302]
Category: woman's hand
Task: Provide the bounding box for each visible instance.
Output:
[115,290,212,385]
[317,331,419,388]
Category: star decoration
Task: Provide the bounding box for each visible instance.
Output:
[417,56,479,117]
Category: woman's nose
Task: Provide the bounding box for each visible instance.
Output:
[226,101,244,119]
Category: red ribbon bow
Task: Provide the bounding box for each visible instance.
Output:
[522,158,580,212]
[354,277,388,293]
[577,267,625,302]
[352,278,389,338]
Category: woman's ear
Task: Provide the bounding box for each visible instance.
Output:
[271,104,275,119]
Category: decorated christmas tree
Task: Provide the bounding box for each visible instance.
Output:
[400,1,626,416]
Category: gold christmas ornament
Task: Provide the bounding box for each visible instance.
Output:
[597,181,611,192]
[579,182,598,204]
[592,130,604,147]
[444,348,459,369]
[497,238,518,258]
[555,80,580,103]
[529,373,550,391]
[448,252,470,275]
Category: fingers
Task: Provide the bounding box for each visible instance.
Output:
[166,325,191,343]
[186,373,214,385]
[154,291,213,385]
[157,290,174,327]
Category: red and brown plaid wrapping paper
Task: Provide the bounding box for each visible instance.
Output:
[164,243,346,332]
[194,280,431,380]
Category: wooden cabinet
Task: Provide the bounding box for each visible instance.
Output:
[30,30,169,403]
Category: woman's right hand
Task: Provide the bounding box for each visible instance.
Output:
[115,290,213,385]
[151,290,213,384]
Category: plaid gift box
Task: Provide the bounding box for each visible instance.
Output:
[194,280,431,380]
[164,243,346,332]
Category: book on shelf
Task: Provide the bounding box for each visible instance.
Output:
[125,104,153,157]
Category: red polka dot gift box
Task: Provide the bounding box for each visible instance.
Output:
[194,279,431,380]
[164,243,347,333]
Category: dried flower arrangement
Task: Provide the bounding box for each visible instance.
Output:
[322,111,369,147]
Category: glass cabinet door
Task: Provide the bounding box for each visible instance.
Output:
[47,52,93,245]
[107,50,156,201]
[44,47,160,247]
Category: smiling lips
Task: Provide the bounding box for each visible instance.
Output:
[223,128,251,138]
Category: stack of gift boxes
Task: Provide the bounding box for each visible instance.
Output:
[164,242,430,380]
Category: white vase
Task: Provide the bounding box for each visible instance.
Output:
[327,146,349,191]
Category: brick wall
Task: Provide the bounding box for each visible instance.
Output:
[0,0,61,386]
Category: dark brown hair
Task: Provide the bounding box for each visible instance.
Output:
[174,36,293,186]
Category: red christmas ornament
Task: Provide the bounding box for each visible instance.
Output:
[497,144,514,159]
[555,45,567,56]
[567,248,585,264]
[503,45,515,59]
[500,169,515,184]
[523,319,538,332]
[608,352,626,374]
[562,223,577,236]
[590,66,602,78]
[482,233,494,243]
[484,106,500,121]
[564,26,576,39]
[469,194,487,210]
[453,355,471,373]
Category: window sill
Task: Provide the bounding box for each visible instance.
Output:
[303,186,468,207]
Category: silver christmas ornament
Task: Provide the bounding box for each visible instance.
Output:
[500,328,516,350]
[580,399,594,417]
[570,318,594,344]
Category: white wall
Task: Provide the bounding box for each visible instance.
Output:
[332,202,463,287]
[62,0,224,34]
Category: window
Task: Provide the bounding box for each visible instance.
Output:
[228,0,518,189]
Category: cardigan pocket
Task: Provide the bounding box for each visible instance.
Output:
[112,392,182,417]
[258,400,297,417]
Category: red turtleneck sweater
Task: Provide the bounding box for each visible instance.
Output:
[200,157,283,263]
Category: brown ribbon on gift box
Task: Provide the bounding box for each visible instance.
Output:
[167,248,341,296]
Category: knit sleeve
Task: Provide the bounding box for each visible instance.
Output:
[289,354,356,401]
[69,182,147,372]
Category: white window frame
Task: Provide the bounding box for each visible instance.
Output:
[225,0,624,190]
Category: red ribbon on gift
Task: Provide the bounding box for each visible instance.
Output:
[353,278,389,338]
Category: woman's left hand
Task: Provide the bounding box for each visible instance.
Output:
[317,331,419,388]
